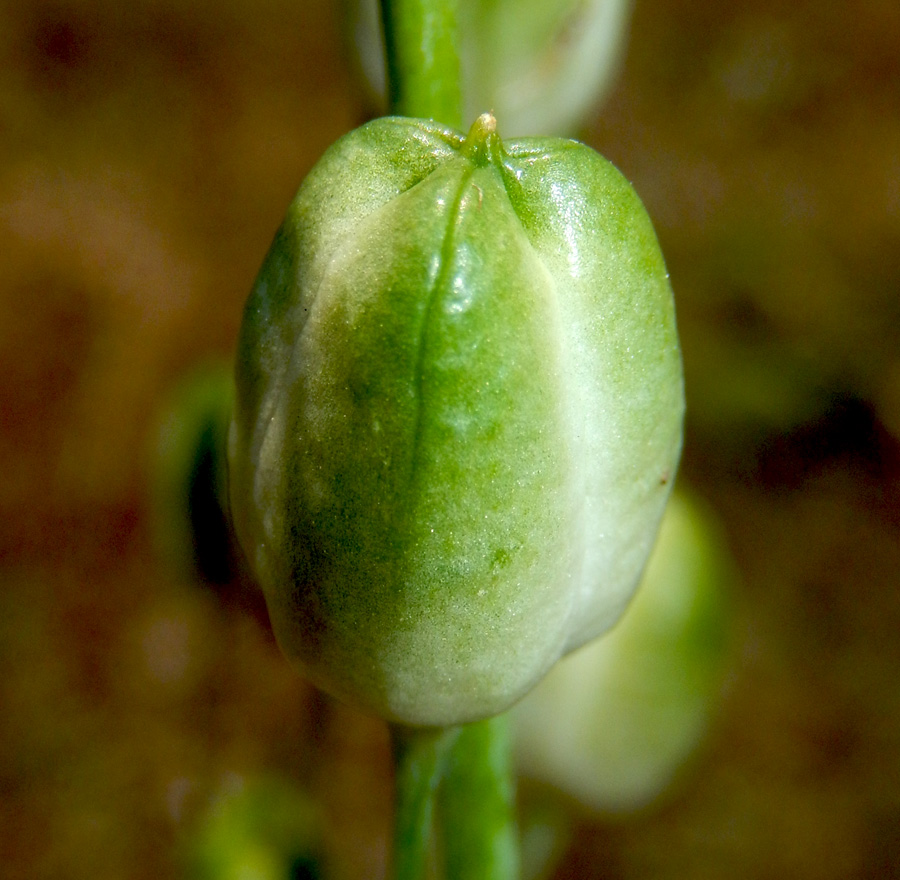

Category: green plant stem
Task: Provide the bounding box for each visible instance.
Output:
[380,3,511,878]
[439,714,519,880]
[380,0,462,127]
[391,725,460,880]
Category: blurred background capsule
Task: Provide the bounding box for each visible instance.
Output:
[514,489,736,817]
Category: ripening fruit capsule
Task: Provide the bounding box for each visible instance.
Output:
[228,113,684,727]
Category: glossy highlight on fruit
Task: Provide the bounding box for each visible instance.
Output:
[228,113,683,727]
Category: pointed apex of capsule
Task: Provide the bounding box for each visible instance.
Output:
[463,112,501,167]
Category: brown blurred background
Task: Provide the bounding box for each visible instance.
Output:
[1,0,899,878]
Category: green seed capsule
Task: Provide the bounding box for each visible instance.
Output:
[228,114,683,727]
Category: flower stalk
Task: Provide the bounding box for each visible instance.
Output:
[380,0,462,127]
[381,6,518,876]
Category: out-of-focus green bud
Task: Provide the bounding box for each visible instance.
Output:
[228,113,683,727]
[184,776,320,880]
[150,362,235,584]
[514,490,735,813]
[347,0,632,136]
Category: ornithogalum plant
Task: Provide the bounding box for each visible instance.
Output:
[227,1,683,877]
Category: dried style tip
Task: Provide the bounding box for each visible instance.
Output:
[463,112,501,166]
